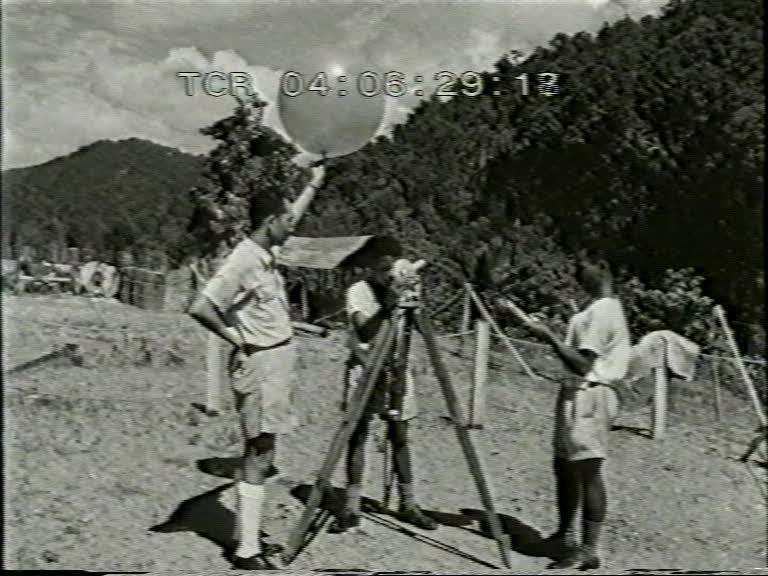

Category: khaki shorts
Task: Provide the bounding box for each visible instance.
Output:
[344,359,418,421]
[231,341,298,438]
[553,382,619,461]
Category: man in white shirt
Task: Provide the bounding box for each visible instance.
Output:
[524,259,631,570]
[329,237,437,533]
[189,166,323,570]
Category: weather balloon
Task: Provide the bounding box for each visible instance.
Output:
[277,54,386,158]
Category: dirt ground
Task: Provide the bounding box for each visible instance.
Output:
[3,294,766,573]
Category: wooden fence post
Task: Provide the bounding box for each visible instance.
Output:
[459,284,472,355]
[652,360,668,440]
[300,282,310,321]
[712,359,722,422]
[466,284,538,381]
[469,319,490,429]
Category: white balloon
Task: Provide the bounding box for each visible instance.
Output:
[278,54,386,158]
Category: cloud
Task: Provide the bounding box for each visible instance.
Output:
[3,28,286,168]
[3,0,669,168]
[376,99,414,139]
[465,28,505,71]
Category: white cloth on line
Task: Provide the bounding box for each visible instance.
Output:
[626,330,700,382]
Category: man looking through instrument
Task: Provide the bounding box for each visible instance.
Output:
[329,237,438,533]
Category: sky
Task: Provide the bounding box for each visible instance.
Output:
[2,0,667,169]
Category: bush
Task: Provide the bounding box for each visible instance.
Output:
[487,218,584,337]
[617,268,717,349]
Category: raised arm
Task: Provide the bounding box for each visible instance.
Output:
[291,165,325,226]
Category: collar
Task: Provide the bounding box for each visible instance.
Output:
[242,237,276,268]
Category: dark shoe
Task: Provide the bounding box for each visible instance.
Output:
[327,509,361,534]
[535,532,578,560]
[231,553,278,570]
[397,504,438,530]
[547,546,601,570]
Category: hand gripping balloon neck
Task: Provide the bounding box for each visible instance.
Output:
[390,259,427,308]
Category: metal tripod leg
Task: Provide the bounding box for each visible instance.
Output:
[282,319,397,565]
[414,310,512,568]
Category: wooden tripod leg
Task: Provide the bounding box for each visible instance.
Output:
[282,320,397,565]
[414,311,512,568]
[740,426,767,463]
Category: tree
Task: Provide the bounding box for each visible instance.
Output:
[187,94,308,260]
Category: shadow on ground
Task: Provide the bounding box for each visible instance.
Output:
[149,482,279,562]
[457,507,558,559]
[290,484,552,568]
[612,424,653,439]
[196,456,279,480]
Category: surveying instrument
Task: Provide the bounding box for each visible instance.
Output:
[282,259,512,568]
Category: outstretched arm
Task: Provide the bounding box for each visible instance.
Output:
[545,333,597,378]
[497,296,595,377]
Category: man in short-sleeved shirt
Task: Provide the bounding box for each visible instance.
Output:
[202,237,299,434]
[189,166,323,570]
[521,259,631,570]
[554,296,631,460]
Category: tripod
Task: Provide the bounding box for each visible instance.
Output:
[282,285,512,568]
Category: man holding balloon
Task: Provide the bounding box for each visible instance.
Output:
[189,165,324,570]
[189,65,386,568]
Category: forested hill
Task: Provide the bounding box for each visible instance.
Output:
[299,0,764,325]
[1,138,204,260]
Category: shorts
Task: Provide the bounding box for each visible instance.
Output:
[230,341,298,438]
[553,382,619,461]
[344,358,418,421]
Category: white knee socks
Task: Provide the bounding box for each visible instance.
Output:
[235,481,265,558]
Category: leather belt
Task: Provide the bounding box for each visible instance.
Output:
[242,338,291,356]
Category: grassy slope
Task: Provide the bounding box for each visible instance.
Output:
[3,294,765,572]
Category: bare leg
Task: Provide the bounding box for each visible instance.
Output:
[388,420,437,530]
[328,417,370,533]
[345,417,370,513]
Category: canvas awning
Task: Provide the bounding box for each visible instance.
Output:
[276,235,373,270]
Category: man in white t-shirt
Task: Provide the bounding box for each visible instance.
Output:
[329,237,437,534]
[521,259,631,570]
